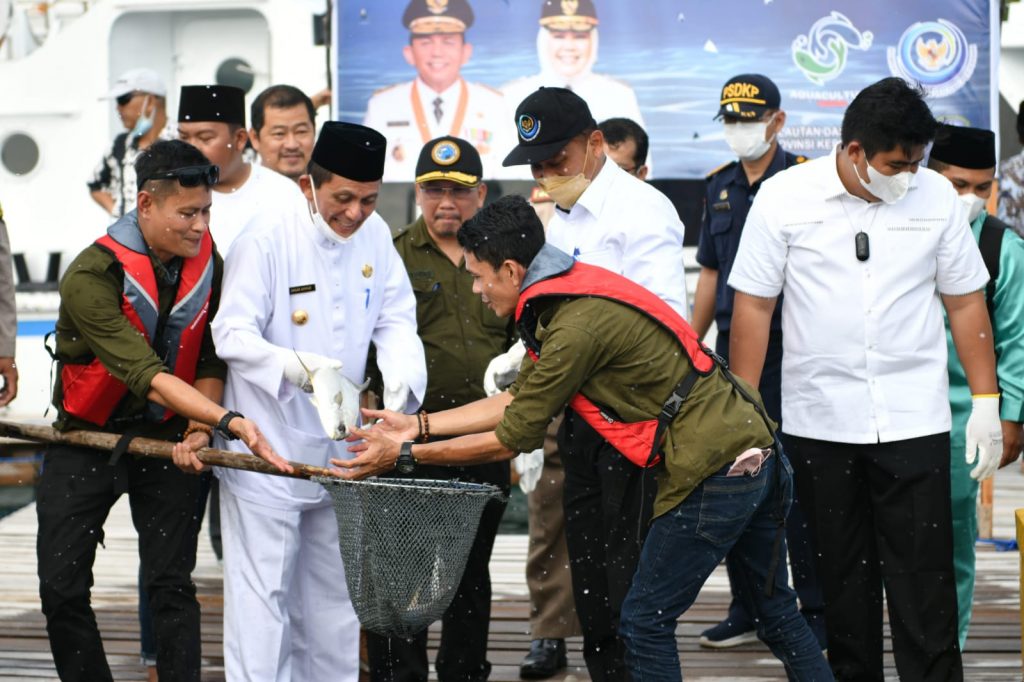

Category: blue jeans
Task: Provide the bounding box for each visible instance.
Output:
[619,453,833,681]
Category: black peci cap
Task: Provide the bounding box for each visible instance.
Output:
[415,136,482,185]
[539,0,598,31]
[930,124,996,170]
[502,87,596,167]
[178,85,246,126]
[311,122,387,182]
[715,74,781,121]
[402,0,474,35]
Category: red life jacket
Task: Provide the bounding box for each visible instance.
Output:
[60,221,214,426]
[516,260,715,468]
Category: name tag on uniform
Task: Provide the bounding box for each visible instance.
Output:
[289,284,316,295]
[387,120,411,127]
[712,201,731,212]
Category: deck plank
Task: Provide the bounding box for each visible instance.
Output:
[1,465,1021,680]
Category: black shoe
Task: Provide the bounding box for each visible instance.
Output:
[519,638,567,679]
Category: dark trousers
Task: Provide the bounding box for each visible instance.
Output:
[786,433,963,682]
[367,461,509,681]
[36,444,203,682]
[716,330,825,638]
[559,410,656,682]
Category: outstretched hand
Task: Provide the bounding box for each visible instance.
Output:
[358,407,419,441]
[231,417,294,474]
[331,425,402,480]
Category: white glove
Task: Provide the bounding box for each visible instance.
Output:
[383,379,410,413]
[283,350,343,393]
[484,341,527,397]
[514,448,545,494]
[966,395,1002,481]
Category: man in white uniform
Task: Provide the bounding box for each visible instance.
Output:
[495,86,688,679]
[363,0,510,181]
[502,0,647,171]
[177,85,307,255]
[211,122,427,682]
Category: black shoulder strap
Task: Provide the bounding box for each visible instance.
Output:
[979,215,1005,321]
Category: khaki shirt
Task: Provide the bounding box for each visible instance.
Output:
[52,242,226,437]
[392,217,513,412]
[496,296,775,518]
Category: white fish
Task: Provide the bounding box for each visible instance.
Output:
[295,351,368,440]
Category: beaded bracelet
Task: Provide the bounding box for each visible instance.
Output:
[418,410,430,443]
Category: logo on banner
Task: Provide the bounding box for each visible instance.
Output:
[792,11,874,86]
[887,19,977,98]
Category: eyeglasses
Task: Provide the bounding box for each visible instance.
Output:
[139,164,220,190]
[115,91,140,107]
[420,185,476,200]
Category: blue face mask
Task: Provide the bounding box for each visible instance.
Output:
[131,96,154,139]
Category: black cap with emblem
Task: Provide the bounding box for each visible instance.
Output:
[178,85,246,126]
[403,0,474,35]
[311,121,387,182]
[929,124,996,170]
[502,87,596,167]
[715,74,780,121]
[415,136,482,186]
[540,0,598,31]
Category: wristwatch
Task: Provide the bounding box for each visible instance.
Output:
[396,441,417,475]
[215,411,245,441]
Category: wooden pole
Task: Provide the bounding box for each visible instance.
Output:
[0,419,335,480]
[978,477,994,539]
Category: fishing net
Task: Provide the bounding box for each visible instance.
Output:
[314,476,504,637]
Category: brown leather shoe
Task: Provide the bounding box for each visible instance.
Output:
[519,638,567,679]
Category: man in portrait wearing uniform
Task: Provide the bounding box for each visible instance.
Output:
[486,86,688,679]
[178,84,307,256]
[89,68,176,219]
[211,121,427,682]
[729,77,1003,681]
[366,135,513,680]
[927,124,1024,650]
[502,1,647,170]
[363,0,510,181]
[38,139,283,682]
[338,194,833,681]
[598,117,649,180]
[249,84,317,183]
[690,74,825,651]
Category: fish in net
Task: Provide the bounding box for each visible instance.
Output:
[315,476,505,637]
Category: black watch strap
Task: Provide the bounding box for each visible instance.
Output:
[216,411,244,441]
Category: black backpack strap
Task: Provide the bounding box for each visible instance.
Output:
[979,215,1005,322]
[645,370,701,467]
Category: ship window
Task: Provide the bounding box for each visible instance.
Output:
[2,133,39,176]
[216,57,256,94]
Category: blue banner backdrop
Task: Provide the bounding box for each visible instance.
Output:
[334,0,998,180]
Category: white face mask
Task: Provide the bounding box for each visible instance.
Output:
[958,192,986,223]
[723,115,775,161]
[310,185,354,244]
[131,96,155,139]
[856,158,913,204]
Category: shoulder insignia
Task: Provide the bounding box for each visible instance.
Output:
[795,155,807,164]
[705,160,737,179]
[371,82,405,97]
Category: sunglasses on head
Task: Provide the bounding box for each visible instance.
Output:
[115,91,140,107]
[140,164,220,190]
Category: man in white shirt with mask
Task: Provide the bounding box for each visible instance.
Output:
[494,85,687,680]
[729,77,1001,681]
[211,121,427,682]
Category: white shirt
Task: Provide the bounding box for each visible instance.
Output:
[210,163,307,256]
[212,210,427,510]
[728,147,989,444]
[546,159,689,318]
[363,77,513,181]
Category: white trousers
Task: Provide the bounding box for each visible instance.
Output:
[221,486,359,682]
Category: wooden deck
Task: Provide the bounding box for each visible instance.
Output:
[0,467,1021,681]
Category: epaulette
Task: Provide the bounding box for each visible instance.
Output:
[371,82,404,97]
[392,223,413,243]
[705,160,737,179]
